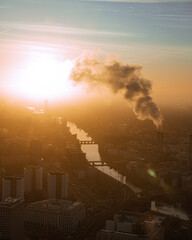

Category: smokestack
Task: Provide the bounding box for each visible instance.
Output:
[189,135,192,160]
[157,131,163,152]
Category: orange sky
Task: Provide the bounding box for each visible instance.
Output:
[0,0,191,107]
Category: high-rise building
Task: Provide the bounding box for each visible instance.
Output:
[2,177,24,200]
[24,166,43,194]
[66,147,87,169]
[8,141,23,156]
[48,172,68,199]
[0,198,24,240]
[29,139,42,157]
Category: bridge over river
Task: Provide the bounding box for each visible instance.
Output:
[79,140,97,145]
[89,161,107,167]
[68,122,141,194]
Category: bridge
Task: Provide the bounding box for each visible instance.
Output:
[89,161,107,167]
[79,140,97,145]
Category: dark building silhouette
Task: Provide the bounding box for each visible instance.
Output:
[30,139,42,157]
[47,172,68,199]
[0,198,24,240]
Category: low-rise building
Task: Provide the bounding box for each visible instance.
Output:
[25,199,85,233]
[96,211,166,240]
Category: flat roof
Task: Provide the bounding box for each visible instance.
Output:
[0,198,24,207]
[27,199,82,211]
[48,172,67,175]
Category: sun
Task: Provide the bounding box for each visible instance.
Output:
[6,51,80,102]
[18,54,74,100]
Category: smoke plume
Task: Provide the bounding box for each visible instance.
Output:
[71,56,163,128]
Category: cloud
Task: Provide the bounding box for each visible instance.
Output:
[1,21,134,38]
[0,29,9,34]
[84,0,192,2]
[84,0,191,2]
[0,5,10,9]
[1,25,191,64]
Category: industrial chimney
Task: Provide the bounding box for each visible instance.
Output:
[189,135,192,160]
[157,131,163,145]
[157,131,163,152]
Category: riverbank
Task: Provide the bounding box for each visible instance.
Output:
[67,122,142,194]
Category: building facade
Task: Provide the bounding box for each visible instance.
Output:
[25,199,85,233]
[24,166,43,193]
[2,177,24,200]
[0,198,24,240]
[47,172,68,199]
[96,211,166,240]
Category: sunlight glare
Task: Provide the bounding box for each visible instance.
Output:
[8,52,78,102]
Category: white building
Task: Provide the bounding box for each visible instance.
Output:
[2,177,24,200]
[48,172,68,199]
[24,166,43,193]
[96,212,166,240]
[25,199,85,233]
[0,198,24,240]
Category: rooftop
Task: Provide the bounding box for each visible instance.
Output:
[0,198,24,207]
[48,172,68,175]
[3,176,23,180]
[27,199,83,212]
[24,166,43,169]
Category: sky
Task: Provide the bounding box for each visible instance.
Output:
[0,0,191,106]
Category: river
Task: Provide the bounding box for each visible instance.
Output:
[67,122,141,194]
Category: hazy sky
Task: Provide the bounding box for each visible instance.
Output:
[0,0,191,106]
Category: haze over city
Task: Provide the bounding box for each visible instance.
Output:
[0,0,191,240]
